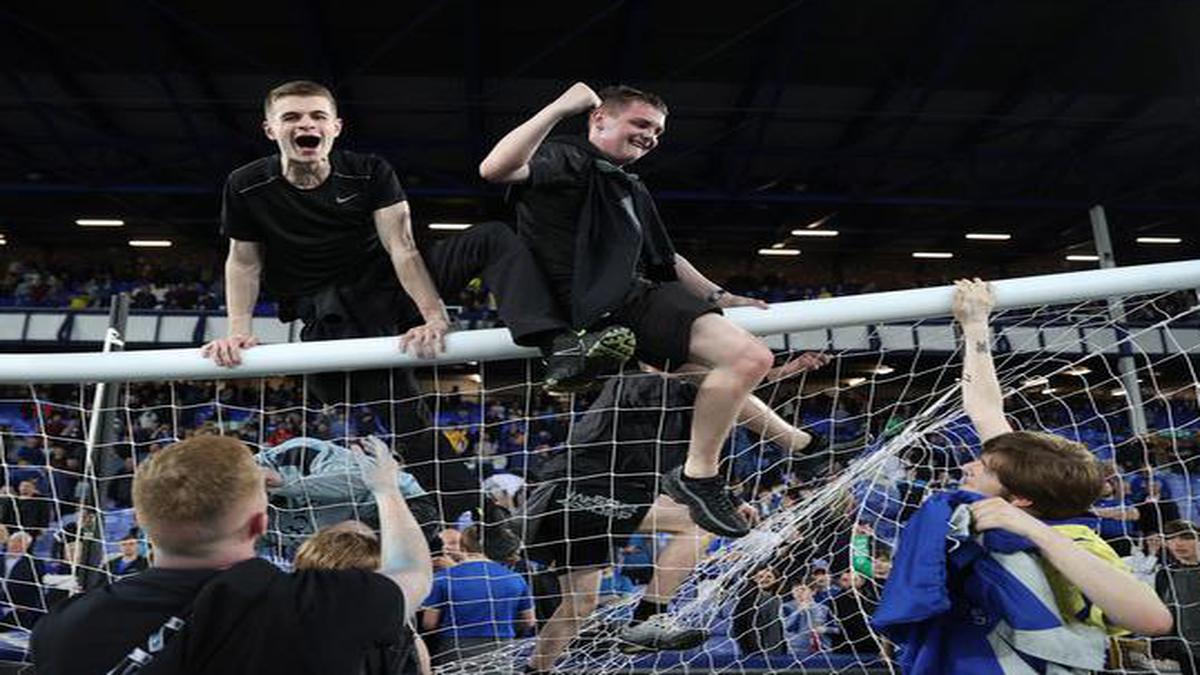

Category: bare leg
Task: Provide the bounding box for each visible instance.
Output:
[638,496,706,603]
[683,314,773,478]
[529,567,603,671]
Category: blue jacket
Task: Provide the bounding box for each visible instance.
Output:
[872,490,1106,674]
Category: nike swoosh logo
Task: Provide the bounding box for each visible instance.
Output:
[336,194,359,204]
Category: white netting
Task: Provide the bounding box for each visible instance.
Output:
[2,286,1199,673]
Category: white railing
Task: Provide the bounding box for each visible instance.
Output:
[1,260,1197,384]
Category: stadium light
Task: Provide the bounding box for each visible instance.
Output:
[1066,254,1099,262]
[912,251,953,259]
[789,229,839,237]
[428,223,472,231]
[1064,366,1092,376]
[870,365,895,375]
[758,248,800,256]
[844,377,867,387]
[1137,236,1182,244]
[965,233,1011,241]
[128,240,173,248]
[0,237,6,246]
[76,219,125,227]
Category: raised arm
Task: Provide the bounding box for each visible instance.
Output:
[951,279,1013,442]
[359,436,432,618]
[478,82,600,184]
[201,239,263,367]
[373,201,450,359]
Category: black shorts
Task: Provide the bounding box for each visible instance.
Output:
[612,280,721,371]
[523,479,654,571]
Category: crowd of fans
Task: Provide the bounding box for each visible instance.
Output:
[0,373,1199,668]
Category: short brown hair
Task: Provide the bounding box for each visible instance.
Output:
[1163,520,1198,539]
[461,524,484,555]
[982,431,1104,519]
[294,528,381,571]
[597,85,668,116]
[133,435,263,557]
[264,80,337,117]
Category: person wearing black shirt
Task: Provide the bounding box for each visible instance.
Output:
[202,80,631,523]
[481,82,779,541]
[523,354,824,670]
[31,434,430,675]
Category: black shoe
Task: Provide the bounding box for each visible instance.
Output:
[543,326,636,394]
[662,467,750,538]
[617,613,709,654]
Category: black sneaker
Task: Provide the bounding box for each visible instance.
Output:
[617,613,709,654]
[543,326,636,394]
[662,466,750,538]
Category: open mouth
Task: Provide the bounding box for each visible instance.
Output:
[295,134,322,149]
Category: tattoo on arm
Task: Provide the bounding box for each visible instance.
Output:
[973,340,990,354]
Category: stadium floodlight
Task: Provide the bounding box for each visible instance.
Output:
[76,218,125,227]
[758,248,800,256]
[1137,236,1182,244]
[789,229,839,237]
[912,251,953,259]
[428,223,473,231]
[965,233,1011,241]
[1066,254,1100,262]
[128,240,173,248]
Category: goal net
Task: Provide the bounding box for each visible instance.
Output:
[1,263,1198,674]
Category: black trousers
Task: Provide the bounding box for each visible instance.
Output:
[407,221,568,345]
[290,222,567,525]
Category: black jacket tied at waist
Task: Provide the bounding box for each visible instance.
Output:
[556,136,678,328]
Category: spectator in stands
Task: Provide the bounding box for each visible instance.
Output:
[830,572,880,657]
[1128,533,1167,587]
[810,563,836,605]
[732,566,788,657]
[14,479,51,540]
[432,528,465,571]
[30,434,431,674]
[1136,470,1180,539]
[1093,473,1140,556]
[103,531,148,579]
[783,579,832,659]
[1155,520,1200,675]
[1,530,48,630]
[295,520,432,675]
[421,524,534,665]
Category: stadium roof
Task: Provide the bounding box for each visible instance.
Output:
[1,0,1199,265]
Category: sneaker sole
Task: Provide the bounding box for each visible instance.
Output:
[617,628,709,654]
[663,469,750,539]
[586,326,637,367]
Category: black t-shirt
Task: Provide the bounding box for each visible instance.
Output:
[513,139,592,307]
[538,373,696,490]
[221,150,407,300]
[31,558,406,675]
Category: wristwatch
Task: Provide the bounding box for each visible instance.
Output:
[707,288,727,304]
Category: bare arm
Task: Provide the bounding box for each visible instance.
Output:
[360,437,433,618]
[518,608,536,633]
[972,497,1172,635]
[479,82,601,184]
[952,279,1013,442]
[373,201,450,358]
[420,607,441,632]
[201,239,263,366]
[674,254,768,309]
